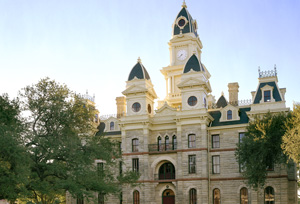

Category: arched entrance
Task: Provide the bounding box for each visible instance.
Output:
[159,162,175,180]
[162,189,175,204]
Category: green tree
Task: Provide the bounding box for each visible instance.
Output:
[20,78,138,204]
[0,94,29,203]
[282,104,300,163]
[235,112,290,189]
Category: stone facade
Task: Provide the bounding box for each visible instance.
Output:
[67,2,297,204]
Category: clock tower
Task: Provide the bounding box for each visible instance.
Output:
[160,1,204,108]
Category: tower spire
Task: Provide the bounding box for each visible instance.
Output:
[182,0,187,8]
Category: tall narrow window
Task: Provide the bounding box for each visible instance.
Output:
[132,158,139,173]
[189,188,197,204]
[212,156,220,174]
[132,138,139,152]
[227,110,232,120]
[188,134,196,148]
[240,187,248,204]
[239,132,245,143]
[189,155,196,173]
[110,121,114,130]
[213,188,221,204]
[264,90,271,102]
[264,186,275,204]
[157,136,162,151]
[77,197,84,204]
[97,162,104,177]
[212,135,220,148]
[165,136,170,150]
[172,135,177,150]
[133,190,140,204]
[98,193,104,204]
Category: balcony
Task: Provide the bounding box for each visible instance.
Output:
[148,143,177,153]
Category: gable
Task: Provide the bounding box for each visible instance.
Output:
[253,82,282,104]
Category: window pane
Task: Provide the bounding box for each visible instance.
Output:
[132,139,139,152]
[132,158,139,173]
[240,187,248,204]
[239,133,245,143]
[133,190,140,204]
[213,156,220,174]
[227,110,232,120]
[189,134,196,148]
[172,135,177,150]
[189,155,196,173]
[212,135,220,148]
[264,90,271,102]
[213,189,220,204]
[189,188,197,204]
[265,186,275,204]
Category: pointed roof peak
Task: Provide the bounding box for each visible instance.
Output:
[128,59,150,81]
[183,54,205,73]
[137,57,141,63]
[182,0,187,8]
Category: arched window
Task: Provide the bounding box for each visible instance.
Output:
[165,136,170,150]
[188,134,196,148]
[157,136,162,151]
[240,187,248,204]
[159,162,175,180]
[133,190,140,204]
[265,186,275,204]
[213,188,221,204]
[110,121,114,130]
[227,110,232,120]
[132,138,139,152]
[172,135,177,150]
[189,188,197,204]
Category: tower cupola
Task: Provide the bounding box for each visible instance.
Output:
[128,57,150,81]
[173,2,198,37]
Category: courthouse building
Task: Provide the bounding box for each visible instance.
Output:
[68,2,297,204]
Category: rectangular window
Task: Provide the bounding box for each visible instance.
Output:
[132,158,139,173]
[212,156,220,174]
[239,132,245,143]
[132,139,139,152]
[97,162,104,177]
[189,155,196,173]
[188,134,196,148]
[212,135,220,148]
[264,90,271,102]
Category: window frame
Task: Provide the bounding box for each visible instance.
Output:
[172,135,177,150]
[188,134,196,148]
[188,96,198,106]
[189,188,197,204]
[227,110,232,120]
[239,132,245,172]
[212,134,220,149]
[132,138,139,152]
[264,90,271,102]
[133,190,140,204]
[110,121,114,130]
[213,188,221,204]
[212,156,220,174]
[240,187,248,204]
[189,155,196,174]
[264,186,275,204]
[132,158,139,173]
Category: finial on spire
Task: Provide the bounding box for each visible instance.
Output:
[221,91,224,96]
[182,0,187,8]
[137,57,141,63]
[274,64,277,76]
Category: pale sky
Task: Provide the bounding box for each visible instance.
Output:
[0,0,299,115]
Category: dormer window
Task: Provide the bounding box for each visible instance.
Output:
[264,90,271,102]
[110,122,114,130]
[227,110,232,120]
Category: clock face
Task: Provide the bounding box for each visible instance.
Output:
[177,49,187,61]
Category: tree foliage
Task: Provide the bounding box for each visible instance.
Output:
[282,104,300,163]
[14,78,138,204]
[0,94,29,202]
[235,112,290,189]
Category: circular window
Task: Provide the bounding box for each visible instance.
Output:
[132,102,141,112]
[188,96,197,106]
[178,19,186,27]
[148,104,151,114]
